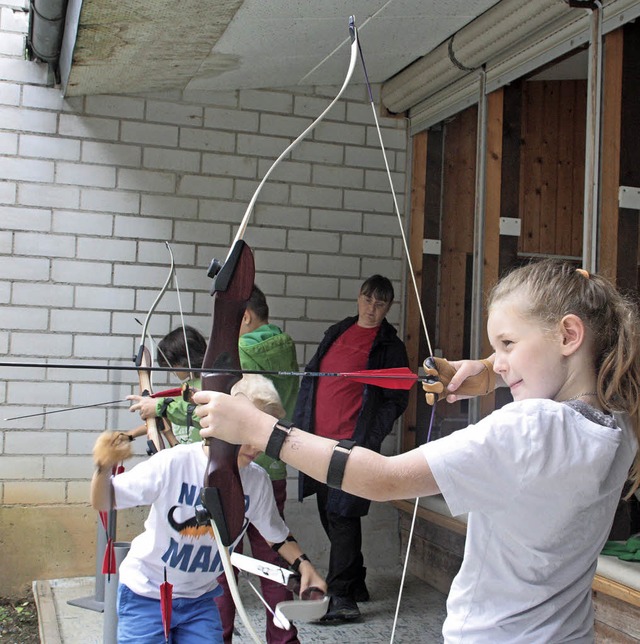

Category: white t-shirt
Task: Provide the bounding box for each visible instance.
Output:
[422,399,637,643]
[112,442,289,599]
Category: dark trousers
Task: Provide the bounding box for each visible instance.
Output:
[315,483,366,599]
[215,479,299,644]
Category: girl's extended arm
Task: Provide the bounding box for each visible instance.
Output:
[194,391,440,502]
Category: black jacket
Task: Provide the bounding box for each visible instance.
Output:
[293,316,409,517]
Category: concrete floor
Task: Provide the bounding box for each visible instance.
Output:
[35,568,447,643]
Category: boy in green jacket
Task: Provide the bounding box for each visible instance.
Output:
[217,285,302,643]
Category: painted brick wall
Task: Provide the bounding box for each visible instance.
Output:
[0,0,408,591]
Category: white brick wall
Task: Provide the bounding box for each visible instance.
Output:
[0,1,409,508]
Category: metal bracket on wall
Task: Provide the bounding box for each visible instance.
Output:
[499,217,521,237]
[618,186,640,211]
[422,239,442,255]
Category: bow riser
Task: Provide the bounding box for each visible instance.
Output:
[199,239,263,642]
[201,239,254,547]
[137,346,178,452]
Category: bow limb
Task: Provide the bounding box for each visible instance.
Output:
[232,16,359,246]
[211,521,263,643]
[134,242,179,453]
[137,241,175,358]
[136,346,178,452]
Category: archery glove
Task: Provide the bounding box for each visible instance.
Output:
[93,431,133,469]
[422,356,496,405]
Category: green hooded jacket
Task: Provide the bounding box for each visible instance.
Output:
[239,323,300,480]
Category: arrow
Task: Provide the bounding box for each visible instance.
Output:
[4,385,189,421]
[0,362,428,387]
[0,361,425,388]
[3,365,429,421]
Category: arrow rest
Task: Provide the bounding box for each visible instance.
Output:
[210,240,248,294]
[207,257,222,280]
[193,504,210,527]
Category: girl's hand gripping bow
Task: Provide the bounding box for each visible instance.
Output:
[422,356,496,405]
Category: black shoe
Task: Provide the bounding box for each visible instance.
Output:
[320,596,361,622]
[353,583,370,602]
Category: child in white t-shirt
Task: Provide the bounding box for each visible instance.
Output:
[91,375,325,643]
[194,260,640,643]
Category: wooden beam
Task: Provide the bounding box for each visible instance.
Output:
[479,88,504,418]
[600,28,623,280]
[403,130,428,452]
[593,574,640,609]
[618,22,640,290]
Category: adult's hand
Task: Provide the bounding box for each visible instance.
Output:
[194,390,271,449]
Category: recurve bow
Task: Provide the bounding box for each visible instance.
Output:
[196,17,360,642]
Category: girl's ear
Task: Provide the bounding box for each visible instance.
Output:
[559,314,585,356]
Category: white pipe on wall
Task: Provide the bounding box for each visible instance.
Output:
[381,0,569,114]
[383,0,640,132]
[469,68,488,424]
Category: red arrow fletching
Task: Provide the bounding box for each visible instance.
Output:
[102,537,116,576]
[340,367,418,390]
[160,567,173,642]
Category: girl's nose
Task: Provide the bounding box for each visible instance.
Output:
[493,354,506,373]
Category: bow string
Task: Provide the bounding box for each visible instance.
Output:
[355,26,437,643]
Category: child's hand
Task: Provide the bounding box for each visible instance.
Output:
[423,357,496,404]
[445,358,496,402]
[298,562,327,599]
[127,395,158,420]
[93,431,133,469]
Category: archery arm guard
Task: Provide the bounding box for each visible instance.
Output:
[422,357,496,405]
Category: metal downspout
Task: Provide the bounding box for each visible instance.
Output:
[27,0,69,83]
[582,1,604,272]
[469,68,488,424]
